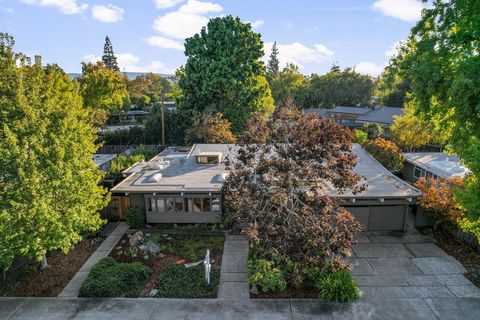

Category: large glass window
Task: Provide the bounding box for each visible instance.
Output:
[211,197,221,212]
[166,198,175,212]
[413,166,422,179]
[193,198,202,212]
[174,198,184,211]
[146,195,221,213]
[203,198,211,212]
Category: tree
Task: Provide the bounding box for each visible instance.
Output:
[375,63,411,108]
[390,103,449,152]
[302,67,375,109]
[362,123,384,140]
[414,177,464,227]
[102,36,119,72]
[269,64,308,107]
[0,34,108,271]
[223,108,364,269]
[186,113,237,144]
[79,61,129,124]
[178,16,274,134]
[363,138,404,172]
[267,41,280,80]
[127,73,171,108]
[396,0,480,237]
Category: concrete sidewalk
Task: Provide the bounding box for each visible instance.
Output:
[58,222,129,298]
[218,234,249,299]
[1,296,480,319]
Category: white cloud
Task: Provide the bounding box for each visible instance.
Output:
[355,61,386,77]
[82,53,174,74]
[249,20,264,29]
[144,36,184,50]
[371,0,426,23]
[152,0,222,39]
[264,42,334,69]
[19,0,88,14]
[154,0,184,9]
[92,4,124,23]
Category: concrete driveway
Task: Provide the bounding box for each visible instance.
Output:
[352,232,480,300]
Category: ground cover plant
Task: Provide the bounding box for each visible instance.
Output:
[157,264,219,298]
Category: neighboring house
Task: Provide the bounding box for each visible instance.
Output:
[305,106,403,128]
[99,124,144,135]
[163,101,176,112]
[402,152,469,183]
[93,154,117,171]
[111,144,420,231]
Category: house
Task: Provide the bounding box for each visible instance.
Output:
[93,154,117,171]
[305,106,403,128]
[111,144,420,231]
[402,152,469,183]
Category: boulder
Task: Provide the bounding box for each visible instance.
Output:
[129,231,144,246]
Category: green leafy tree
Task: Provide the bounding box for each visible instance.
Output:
[79,61,129,124]
[363,138,404,172]
[178,15,275,133]
[267,41,280,80]
[186,112,237,144]
[127,73,171,108]
[102,36,119,72]
[302,67,374,109]
[270,63,308,107]
[0,34,109,271]
[395,0,480,237]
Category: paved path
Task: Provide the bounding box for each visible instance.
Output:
[352,232,480,299]
[218,234,249,299]
[58,222,129,298]
[1,296,480,319]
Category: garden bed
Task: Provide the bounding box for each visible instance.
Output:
[251,282,318,299]
[104,232,224,297]
[419,227,480,288]
[1,236,105,297]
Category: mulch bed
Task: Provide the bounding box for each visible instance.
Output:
[251,282,318,299]
[10,236,105,297]
[419,227,480,288]
[109,234,223,297]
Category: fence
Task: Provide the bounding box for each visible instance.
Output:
[96,144,164,155]
[101,196,130,221]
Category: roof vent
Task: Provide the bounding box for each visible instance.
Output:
[149,173,163,183]
[217,173,228,182]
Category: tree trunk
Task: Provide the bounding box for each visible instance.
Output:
[41,253,48,269]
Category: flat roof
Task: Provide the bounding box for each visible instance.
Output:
[328,106,371,115]
[92,154,117,167]
[356,106,404,125]
[112,144,420,200]
[403,152,469,179]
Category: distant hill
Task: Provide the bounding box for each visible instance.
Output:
[68,72,174,81]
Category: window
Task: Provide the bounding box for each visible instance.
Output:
[174,198,184,211]
[146,195,221,213]
[211,197,221,212]
[166,198,175,212]
[156,199,165,212]
[192,198,202,212]
[426,171,433,179]
[413,166,423,179]
[203,198,211,212]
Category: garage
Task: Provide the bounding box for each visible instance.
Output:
[344,205,407,231]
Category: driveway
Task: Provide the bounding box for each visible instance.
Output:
[352,232,480,300]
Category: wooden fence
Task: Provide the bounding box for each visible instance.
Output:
[101,196,130,221]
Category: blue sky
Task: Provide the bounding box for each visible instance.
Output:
[0,0,427,76]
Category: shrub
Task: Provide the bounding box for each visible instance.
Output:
[125,207,145,229]
[79,257,150,297]
[362,122,384,140]
[363,138,404,172]
[414,177,464,226]
[354,129,368,144]
[157,264,219,298]
[106,154,144,181]
[248,259,287,293]
[315,269,360,302]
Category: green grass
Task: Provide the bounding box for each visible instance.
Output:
[157,264,220,298]
[152,234,224,261]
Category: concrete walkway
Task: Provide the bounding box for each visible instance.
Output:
[58,222,129,298]
[1,296,480,319]
[218,234,249,299]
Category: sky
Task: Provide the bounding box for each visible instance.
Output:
[0,0,428,76]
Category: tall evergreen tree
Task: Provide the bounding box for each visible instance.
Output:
[267,41,280,79]
[102,36,119,72]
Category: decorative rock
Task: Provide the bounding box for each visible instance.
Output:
[143,240,161,255]
[146,224,153,229]
[250,285,259,295]
[149,289,158,297]
[129,231,144,246]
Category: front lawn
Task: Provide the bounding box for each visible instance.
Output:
[157,264,219,298]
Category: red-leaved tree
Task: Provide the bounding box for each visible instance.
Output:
[223,108,366,268]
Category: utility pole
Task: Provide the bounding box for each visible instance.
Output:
[161,94,165,146]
